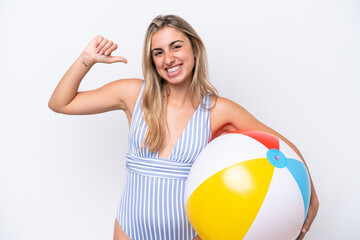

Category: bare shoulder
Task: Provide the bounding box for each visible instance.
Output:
[211,96,248,117]
[210,96,262,138]
[104,78,143,111]
[210,97,300,152]
[107,78,143,97]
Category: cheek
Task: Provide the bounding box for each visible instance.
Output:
[186,53,195,69]
[184,49,195,66]
[152,58,163,72]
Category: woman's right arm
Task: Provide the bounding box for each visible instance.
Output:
[48,35,141,115]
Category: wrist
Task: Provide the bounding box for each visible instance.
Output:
[80,52,96,67]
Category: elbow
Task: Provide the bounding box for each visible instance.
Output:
[48,100,64,114]
[48,103,59,113]
[311,189,319,207]
[48,100,56,112]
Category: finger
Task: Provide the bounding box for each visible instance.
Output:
[296,231,305,240]
[92,35,104,48]
[296,214,312,240]
[302,213,313,233]
[105,56,128,64]
[99,40,114,55]
[104,43,118,56]
[96,38,109,53]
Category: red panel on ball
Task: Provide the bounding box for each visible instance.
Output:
[227,130,280,150]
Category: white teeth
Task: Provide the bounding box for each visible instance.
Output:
[167,65,181,73]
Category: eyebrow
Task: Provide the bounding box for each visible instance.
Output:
[151,40,184,53]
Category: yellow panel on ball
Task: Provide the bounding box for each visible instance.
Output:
[185,158,275,240]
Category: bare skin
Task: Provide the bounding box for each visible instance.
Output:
[49,31,318,240]
[113,219,131,240]
[151,26,199,159]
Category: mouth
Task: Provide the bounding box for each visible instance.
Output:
[166,64,183,76]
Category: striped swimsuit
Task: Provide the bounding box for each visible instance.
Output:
[116,83,212,240]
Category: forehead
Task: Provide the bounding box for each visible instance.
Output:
[151,26,188,48]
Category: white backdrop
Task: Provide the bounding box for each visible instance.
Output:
[1,0,359,239]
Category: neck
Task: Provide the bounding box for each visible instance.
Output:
[165,78,193,106]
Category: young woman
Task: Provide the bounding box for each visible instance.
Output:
[49,15,318,240]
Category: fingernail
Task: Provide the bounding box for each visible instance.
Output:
[96,49,100,54]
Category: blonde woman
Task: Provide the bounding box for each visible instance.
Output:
[49,15,318,240]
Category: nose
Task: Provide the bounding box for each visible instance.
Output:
[164,52,175,66]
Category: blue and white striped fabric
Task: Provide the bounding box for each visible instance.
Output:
[116,83,212,240]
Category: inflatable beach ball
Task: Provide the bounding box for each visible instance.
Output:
[184,131,311,240]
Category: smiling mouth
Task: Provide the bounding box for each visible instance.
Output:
[166,64,182,74]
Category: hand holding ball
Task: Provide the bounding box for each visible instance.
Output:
[184,131,311,240]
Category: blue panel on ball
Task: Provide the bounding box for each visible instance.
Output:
[286,158,311,221]
[266,149,287,168]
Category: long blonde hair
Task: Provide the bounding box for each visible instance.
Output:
[141,15,218,152]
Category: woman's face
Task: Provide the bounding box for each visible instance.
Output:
[151,26,195,86]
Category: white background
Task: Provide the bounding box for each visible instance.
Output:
[1,0,359,239]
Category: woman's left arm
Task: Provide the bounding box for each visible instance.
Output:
[211,97,319,239]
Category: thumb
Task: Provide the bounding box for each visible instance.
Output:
[105,56,128,64]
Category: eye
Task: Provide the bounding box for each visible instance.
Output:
[173,45,182,50]
[153,51,163,57]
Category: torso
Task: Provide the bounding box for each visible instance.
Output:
[158,99,200,158]
[124,79,239,152]
[117,82,212,239]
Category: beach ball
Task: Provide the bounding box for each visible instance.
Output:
[184,131,311,240]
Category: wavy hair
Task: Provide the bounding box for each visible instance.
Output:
[141,15,218,152]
